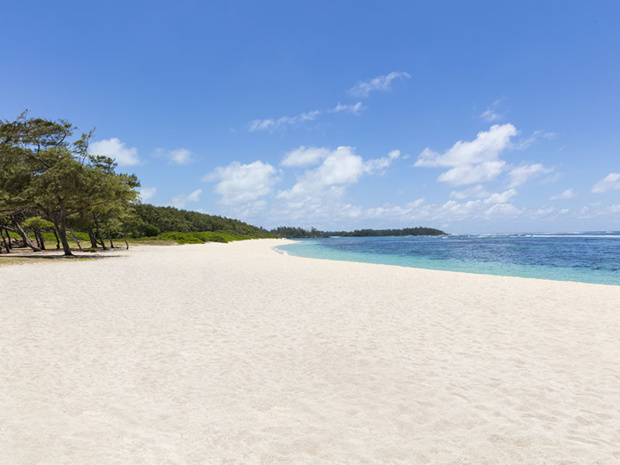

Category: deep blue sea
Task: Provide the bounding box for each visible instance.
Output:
[275,233,620,286]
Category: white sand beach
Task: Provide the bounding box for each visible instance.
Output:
[1,239,619,464]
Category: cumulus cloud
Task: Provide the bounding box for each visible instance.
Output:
[170,189,202,208]
[484,188,518,204]
[348,71,411,97]
[415,124,517,170]
[576,201,620,219]
[89,138,140,166]
[437,161,506,186]
[450,185,491,200]
[281,146,332,167]
[277,146,400,203]
[204,161,280,206]
[169,148,193,165]
[138,187,157,202]
[592,172,620,193]
[506,163,553,188]
[415,124,553,187]
[155,147,194,165]
[362,193,524,224]
[550,188,576,200]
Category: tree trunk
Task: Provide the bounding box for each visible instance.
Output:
[0,229,9,253]
[35,229,46,250]
[107,227,115,248]
[93,216,107,250]
[87,228,98,248]
[115,228,129,250]
[52,229,60,249]
[11,216,40,251]
[56,204,73,256]
[32,230,42,249]
[66,230,83,251]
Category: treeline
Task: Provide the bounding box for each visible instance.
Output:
[0,112,273,256]
[127,204,274,239]
[271,226,447,238]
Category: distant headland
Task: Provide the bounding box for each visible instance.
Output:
[270,226,448,239]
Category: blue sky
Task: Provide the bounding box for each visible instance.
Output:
[2,1,619,233]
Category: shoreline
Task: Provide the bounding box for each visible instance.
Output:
[276,237,620,287]
[2,239,619,463]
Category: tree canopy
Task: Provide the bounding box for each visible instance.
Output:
[0,112,140,255]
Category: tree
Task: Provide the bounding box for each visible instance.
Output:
[21,216,55,250]
[1,112,140,256]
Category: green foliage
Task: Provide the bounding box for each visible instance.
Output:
[130,204,275,239]
[21,216,54,230]
[271,226,322,238]
[156,231,260,244]
[271,226,448,238]
[1,112,141,255]
[157,232,205,244]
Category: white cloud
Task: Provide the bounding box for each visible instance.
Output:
[249,102,362,132]
[277,147,399,202]
[510,130,557,150]
[138,187,157,202]
[250,111,320,132]
[506,163,553,188]
[169,148,193,165]
[281,146,331,167]
[331,102,363,114]
[415,124,554,187]
[438,161,506,186]
[362,193,524,224]
[480,99,504,122]
[576,201,620,219]
[170,189,202,209]
[204,161,280,206]
[550,188,576,200]
[415,124,517,169]
[483,188,518,204]
[450,185,490,200]
[364,150,401,172]
[155,147,194,165]
[592,172,620,193]
[348,71,411,97]
[89,138,140,166]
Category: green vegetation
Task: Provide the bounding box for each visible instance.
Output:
[1,112,274,256]
[270,226,447,238]
[126,204,274,239]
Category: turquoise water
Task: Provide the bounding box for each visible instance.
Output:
[276,233,620,286]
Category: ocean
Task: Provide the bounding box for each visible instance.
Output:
[275,232,620,286]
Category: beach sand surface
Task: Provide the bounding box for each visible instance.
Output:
[1,239,619,464]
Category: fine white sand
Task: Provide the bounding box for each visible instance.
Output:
[1,239,619,464]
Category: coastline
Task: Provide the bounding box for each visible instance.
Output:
[276,235,620,287]
[2,239,619,463]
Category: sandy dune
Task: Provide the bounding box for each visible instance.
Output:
[1,239,619,464]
